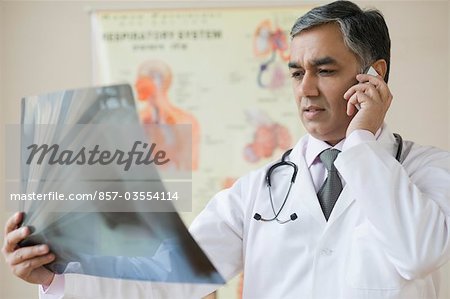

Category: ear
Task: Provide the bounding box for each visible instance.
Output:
[371,59,387,81]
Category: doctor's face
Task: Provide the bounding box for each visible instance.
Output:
[289,23,361,145]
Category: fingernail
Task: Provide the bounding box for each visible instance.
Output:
[40,245,48,252]
[22,227,28,235]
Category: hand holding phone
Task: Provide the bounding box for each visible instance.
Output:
[344,65,393,136]
[354,67,379,110]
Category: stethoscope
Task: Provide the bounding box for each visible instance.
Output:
[253,133,404,224]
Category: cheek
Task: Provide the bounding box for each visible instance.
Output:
[326,84,351,110]
[294,94,302,111]
[291,81,299,98]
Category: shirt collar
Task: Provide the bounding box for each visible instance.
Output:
[305,135,345,168]
[305,127,383,168]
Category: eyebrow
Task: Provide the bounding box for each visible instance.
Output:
[288,56,338,69]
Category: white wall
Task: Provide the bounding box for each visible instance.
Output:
[376,0,449,150]
[1,1,449,298]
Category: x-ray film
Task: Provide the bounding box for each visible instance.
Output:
[18,84,224,284]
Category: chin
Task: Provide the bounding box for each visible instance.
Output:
[310,131,345,144]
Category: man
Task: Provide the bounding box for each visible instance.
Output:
[3,1,450,298]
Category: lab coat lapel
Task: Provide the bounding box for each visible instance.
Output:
[326,184,353,225]
[290,136,327,227]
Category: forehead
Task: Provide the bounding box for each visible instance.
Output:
[289,23,358,67]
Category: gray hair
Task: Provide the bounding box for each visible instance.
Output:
[290,0,391,82]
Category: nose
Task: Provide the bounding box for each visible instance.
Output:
[298,73,319,97]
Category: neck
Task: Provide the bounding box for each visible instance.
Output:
[325,138,345,146]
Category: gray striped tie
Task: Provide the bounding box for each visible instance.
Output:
[317,149,342,221]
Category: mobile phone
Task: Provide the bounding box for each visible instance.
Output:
[366,66,379,76]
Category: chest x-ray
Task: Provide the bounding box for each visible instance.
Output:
[17,84,224,284]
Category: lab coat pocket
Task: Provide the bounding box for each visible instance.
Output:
[346,222,407,290]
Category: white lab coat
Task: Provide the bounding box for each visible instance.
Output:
[47,126,450,299]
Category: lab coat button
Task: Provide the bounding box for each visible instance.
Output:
[320,248,333,256]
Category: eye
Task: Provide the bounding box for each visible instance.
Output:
[290,70,305,80]
[318,69,336,76]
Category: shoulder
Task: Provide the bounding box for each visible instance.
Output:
[402,140,450,195]
[403,140,450,171]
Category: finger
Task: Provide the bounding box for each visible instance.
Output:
[3,226,29,253]
[356,73,383,86]
[346,91,366,116]
[349,84,383,105]
[13,253,55,278]
[8,244,49,266]
[346,100,357,116]
[356,74,392,100]
[346,81,380,96]
[344,82,376,100]
[348,91,369,110]
[344,86,356,100]
[4,212,23,235]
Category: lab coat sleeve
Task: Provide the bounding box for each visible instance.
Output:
[146,178,247,297]
[335,141,450,280]
[38,263,220,299]
[39,274,65,299]
[188,178,245,282]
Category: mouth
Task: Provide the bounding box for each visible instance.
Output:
[303,106,325,119]
[303,106,325,112]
